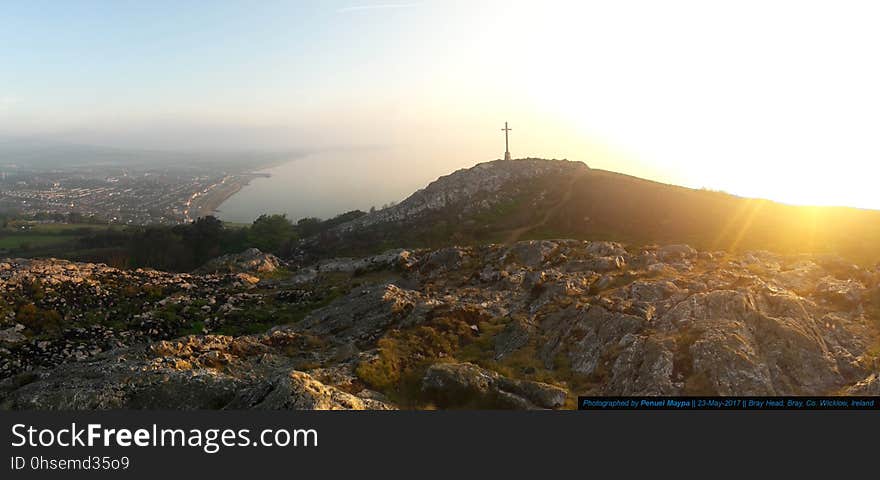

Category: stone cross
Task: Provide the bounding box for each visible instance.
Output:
[502,122,512,160]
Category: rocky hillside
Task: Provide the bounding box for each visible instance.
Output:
[298,158,880,265]
[2,240,878,409]
[297,158,591,258]
[335,158,589,232]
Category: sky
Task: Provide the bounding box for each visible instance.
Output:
[2,0,880,209]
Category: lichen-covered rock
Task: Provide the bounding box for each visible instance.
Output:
[2,331,392,410]
[421,362,568,409]
[294,284,429,345]
[316,249,417,274]
[503,240,559,268]
[233,371,395,410]
[846,373,880,395]
[494,317,536,359]
[196,248,282,274]
[563,256,625,273]
[815,276,867,307]
[657,244,697,261]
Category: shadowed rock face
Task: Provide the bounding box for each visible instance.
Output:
[1,240,879,409]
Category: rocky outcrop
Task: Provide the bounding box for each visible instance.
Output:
[0,258,267,379]
[293,284,430,346]
[196,248,282,274]
[331,159,589,233]
[657,244,698,262]
[240,371,394,410]
[1,239,878,410]
[847,373,880,395]
[421,362,567,409]
[315,250,417,274]
[815,276,867,307]
[2,332,392,410]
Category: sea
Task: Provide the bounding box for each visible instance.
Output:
[215,147,454,224]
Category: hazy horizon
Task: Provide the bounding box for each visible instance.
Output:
[4,1,880,210]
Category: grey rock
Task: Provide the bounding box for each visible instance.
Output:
[494,317,536,359]
[318,249,416,274]
[196,248,282,274]
[234,371,395,410]
[503,240,559,268]
[847,373,880,395]
[657,244,697,262]
[564,256,625,273]
[421,362,568,409]
[815,276,866,307]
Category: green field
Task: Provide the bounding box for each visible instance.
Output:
[0,223,125,254]
[0,234,73,250]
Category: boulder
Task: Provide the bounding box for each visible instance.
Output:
[421,362,568,409]
[318,249,416,274]
[196,248,282,274]
[234,371,395,410]
[584,241,627,258]
[775,261,824,293]
[563,256,625,273]
[815,276,866,307]
[420,247,467,273]
[295,284,427,344]
[657,244,697,262]
[847,373,880,395]
[494,317,536,359]
[503,240,558,268]
[0,324,26,345]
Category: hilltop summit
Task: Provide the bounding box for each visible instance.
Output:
[299,157,880,265]
[335,158,589,232]
[300,158,592,258]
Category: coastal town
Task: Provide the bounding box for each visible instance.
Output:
[0,166,267,225]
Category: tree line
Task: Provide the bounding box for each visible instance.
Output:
[74,211,366,272]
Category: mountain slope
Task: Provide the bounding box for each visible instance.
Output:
[299,158,880,265]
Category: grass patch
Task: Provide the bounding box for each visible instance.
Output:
[358,312,584,408]
[355,316,477,406]
[255,268,293,281]
[0,234,72,250]
[178,320,206,336]
[213,289,343,337]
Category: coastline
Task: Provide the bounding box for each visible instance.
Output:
[195,154,307,221]
[189,173,267,220]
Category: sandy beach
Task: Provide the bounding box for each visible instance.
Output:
[188,173,269,220]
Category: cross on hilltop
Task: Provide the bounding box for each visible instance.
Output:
[501,122,512,161]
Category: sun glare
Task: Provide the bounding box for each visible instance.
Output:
[489,1,880,210]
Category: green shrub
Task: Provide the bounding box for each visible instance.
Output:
[355,316,475,400]
[16,303,63,335]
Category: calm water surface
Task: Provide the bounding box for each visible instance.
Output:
[216,148,448,223]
